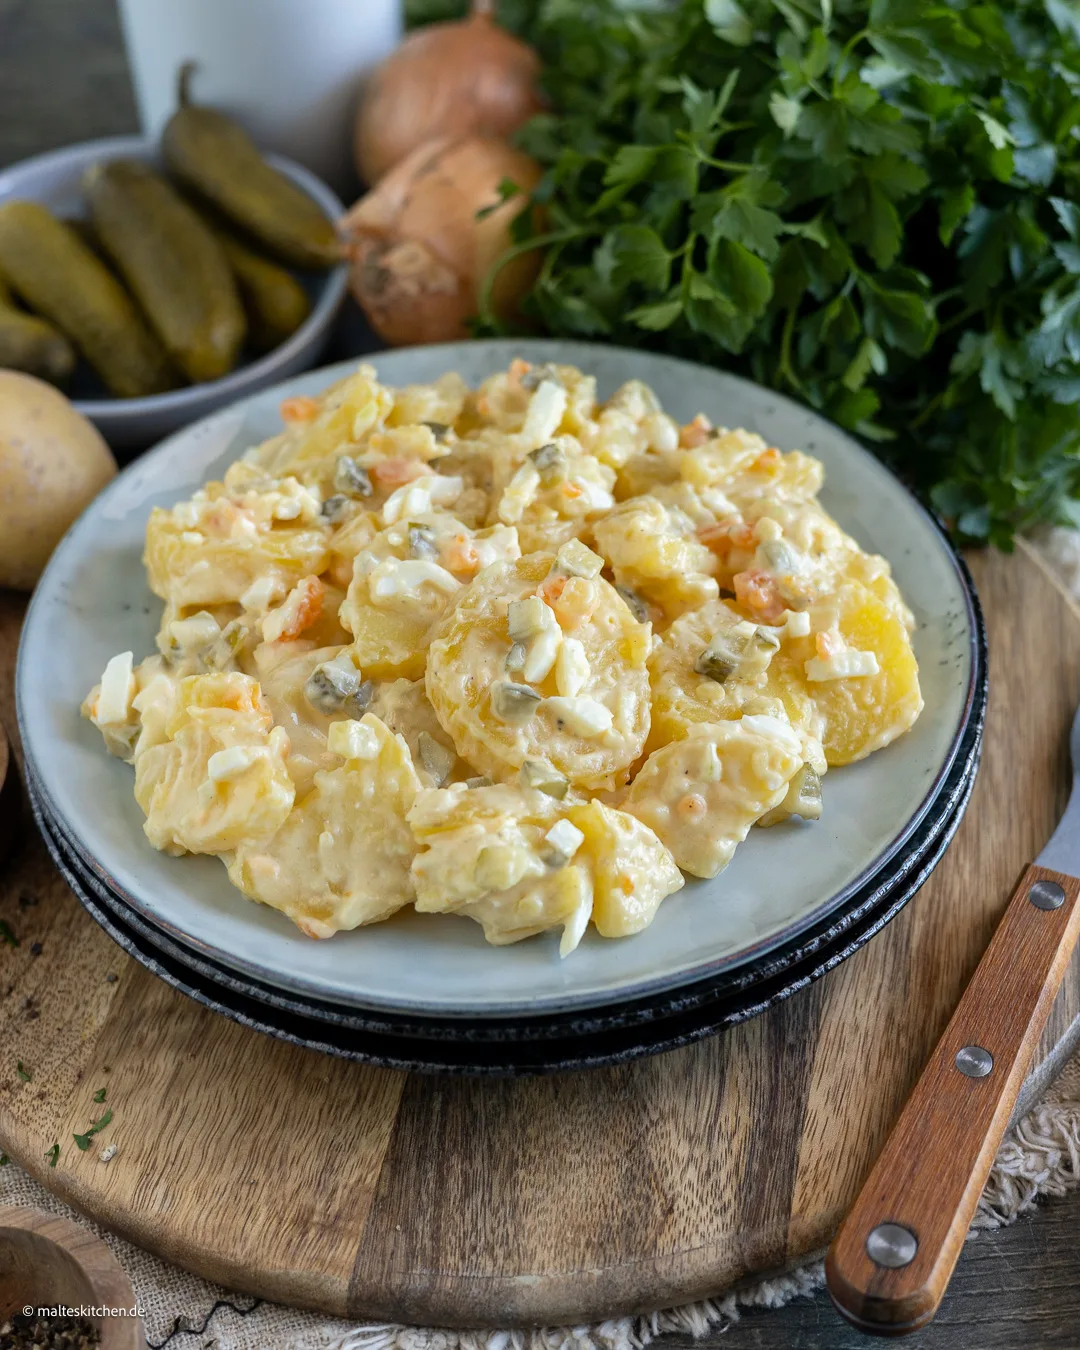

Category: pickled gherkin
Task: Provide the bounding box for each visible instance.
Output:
[757,764,824,827]
[207,219,312,351]
[0,271,75,384]
[0,201,175,398]
[86,160,246,383]
[163,65,339,270]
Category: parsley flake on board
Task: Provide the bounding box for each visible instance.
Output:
[416,0,1080,545]
[73,1108,113,1152]
[15,1062,30,1082]
[0,919,18,948]
[93,1087,107,1103]
[45,1143,59,1167]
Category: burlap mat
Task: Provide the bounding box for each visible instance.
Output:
[4,529,1080,1348]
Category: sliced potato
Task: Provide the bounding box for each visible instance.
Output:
[229,713,420,937]
[426,553,652,791]
[568,798,683,936]
[624,717,804,877]
[779,581,922,766]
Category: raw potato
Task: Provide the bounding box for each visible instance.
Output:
[0,370,116,590]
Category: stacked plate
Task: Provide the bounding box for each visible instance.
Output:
[17,341,987,1075]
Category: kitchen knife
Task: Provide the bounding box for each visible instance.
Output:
[826,700,1080,1336]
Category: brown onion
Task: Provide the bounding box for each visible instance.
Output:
[341,136,542,347]
[354,0,543,186]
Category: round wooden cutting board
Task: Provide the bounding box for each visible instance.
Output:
[1,543,1079,1328]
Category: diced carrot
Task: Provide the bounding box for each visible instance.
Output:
[815,630,844,659]
[444,534,479,574]
[509,358,532,383]
[280,396,320,423]
[698,520,754,556]
[369,457,429,486]
[553,576,599,630]
[753,447,782,471]
[561,480,583,500]
[733,569,786,623]
[275,576,325,641]
[538,574,568,606]
[477,395,491,416]
[679,414,713,449]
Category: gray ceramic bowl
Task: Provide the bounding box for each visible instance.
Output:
[0,134,348,448]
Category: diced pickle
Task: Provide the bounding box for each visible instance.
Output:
[422,420,451,441]
[762,538,800,573]
[206,618,247,670]
[505,640,527,673]
[408,523,439,560]
[757,764,824,827]
[695,625,780,683]
[334,455,373,498]
[616,584,650,623]
[465,775,494,788]
[528,440,567,486]
[321,494,352,524]
[304,657,372,717]
[520,362,562,391]
[519,758,570,799]
[491,680,541,723]
[417,729,454,786]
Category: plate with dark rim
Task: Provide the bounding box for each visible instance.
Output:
[30,707,980,1073]
[18,341,982,1020]
[27,610,983,1064]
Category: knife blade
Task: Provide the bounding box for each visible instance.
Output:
[825,701,1080,1336]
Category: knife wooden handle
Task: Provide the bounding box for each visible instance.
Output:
[826,862,1080,1336]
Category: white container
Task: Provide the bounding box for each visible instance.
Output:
[116,0,402,194]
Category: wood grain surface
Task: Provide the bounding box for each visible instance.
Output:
[0,542,1078,1327]
[0,1204,142,1346]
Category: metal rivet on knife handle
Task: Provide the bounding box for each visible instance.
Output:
[866,1223,918,1269]
[955,1045,993,1078]
[1029,880,1066,910]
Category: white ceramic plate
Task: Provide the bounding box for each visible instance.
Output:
[18,340,979,1017]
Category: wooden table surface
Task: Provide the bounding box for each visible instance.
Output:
[1,0,1078,1344]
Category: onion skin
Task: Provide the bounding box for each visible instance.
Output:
[342,136,542,347]
[354,5,543,186]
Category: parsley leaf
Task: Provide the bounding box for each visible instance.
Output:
[597,224,672,292]
[93,1087,107,1104]
[0,920,19,949]
[15,1062,30,1083]
[73,1108,114,1152]
[448,0,1080,541]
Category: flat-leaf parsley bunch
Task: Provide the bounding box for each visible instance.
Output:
[442,0,1080,545]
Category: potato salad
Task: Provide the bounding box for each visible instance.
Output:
[82,359,923,954]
